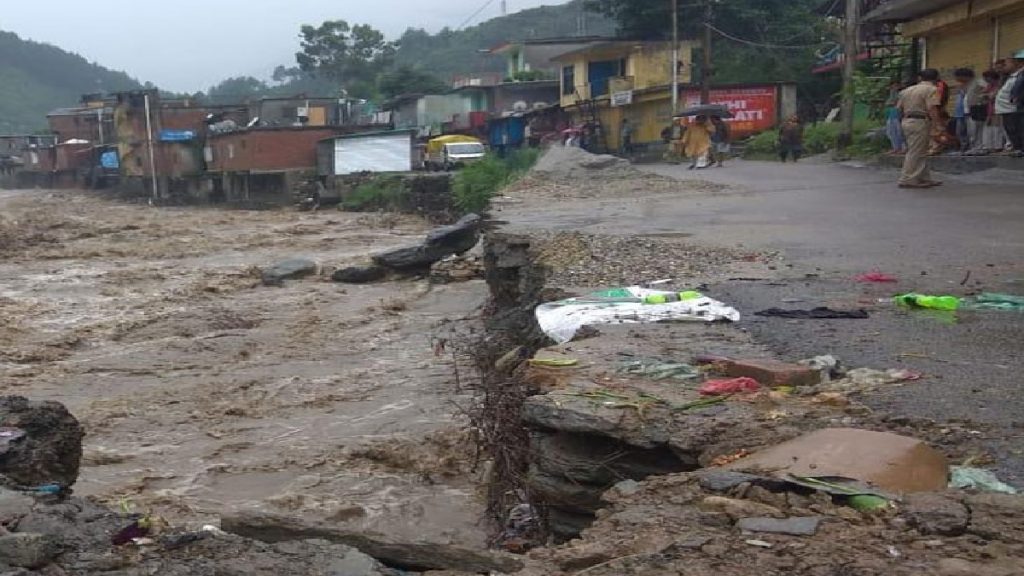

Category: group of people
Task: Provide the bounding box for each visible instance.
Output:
[661,115,731,169]
[896,49,1024,188]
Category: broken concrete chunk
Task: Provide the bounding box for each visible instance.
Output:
[722,358,821,387]
[0,533,58,569]
[220,510,524,574]
[0,396,84,488]
[736,516,823,536]
[261,258,318,285]
[725,428,949,493]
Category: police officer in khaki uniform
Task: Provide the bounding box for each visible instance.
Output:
[897,69,944,188]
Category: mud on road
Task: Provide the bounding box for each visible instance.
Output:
[1,189,488,547]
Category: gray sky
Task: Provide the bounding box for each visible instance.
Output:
[0,0,569,92]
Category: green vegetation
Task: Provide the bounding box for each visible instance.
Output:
[453,149,540,214]
[393,0,615,81]
[342,175,409,211]
[0,30,141,133]
[744,120,887,159]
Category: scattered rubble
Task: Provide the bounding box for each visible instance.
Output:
[531,231,772,288]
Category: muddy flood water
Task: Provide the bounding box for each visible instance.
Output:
[1,189,488,547]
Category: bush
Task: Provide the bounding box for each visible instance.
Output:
[453,149,539,214]
[742,120,886,159]
[342,175,408,211]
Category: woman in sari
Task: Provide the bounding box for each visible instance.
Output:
[681,115,716,169]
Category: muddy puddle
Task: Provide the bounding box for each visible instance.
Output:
[1,190,488,547]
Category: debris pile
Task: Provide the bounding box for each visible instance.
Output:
[429,253,485,284]
[532,231,773,288]
[531,146,635,182]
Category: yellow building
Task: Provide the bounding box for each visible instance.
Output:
[552,41,695,150]
[865,0,1024,74]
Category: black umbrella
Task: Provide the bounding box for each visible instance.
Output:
[675,104,733,119]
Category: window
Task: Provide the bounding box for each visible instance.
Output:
[562,65,575,96]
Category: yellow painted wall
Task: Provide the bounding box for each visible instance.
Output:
[579,90,675,151]
[559,42,694,108]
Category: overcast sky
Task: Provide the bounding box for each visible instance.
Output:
[0,0,570,92]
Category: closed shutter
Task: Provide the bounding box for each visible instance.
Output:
[999,9,1024,56]
[927,20,995,75]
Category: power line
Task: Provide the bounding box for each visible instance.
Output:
[457,0,499,30]
[705,23,826,50]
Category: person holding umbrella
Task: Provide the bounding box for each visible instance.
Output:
[681,115,716,169]
[676,104,730,169]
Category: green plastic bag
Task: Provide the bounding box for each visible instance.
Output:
[894,293,960,311]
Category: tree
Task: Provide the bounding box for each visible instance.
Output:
[206,76,270,104]
[296,20,395,98]
[378,66,449,100]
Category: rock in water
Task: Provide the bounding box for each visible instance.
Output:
[332,265,389,284]
[373,245,453,273]
[425,213,481,254]
[373,214,482,274]
[0,396,84,488]
[261,258,318,286]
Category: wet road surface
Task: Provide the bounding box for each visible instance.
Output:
[504,159,1024,485]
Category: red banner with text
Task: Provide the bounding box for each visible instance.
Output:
[682,86,778,138]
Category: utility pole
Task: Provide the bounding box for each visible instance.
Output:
[501,0,507,17]
[143,92,159,202]
[701,0,713,104]
[671,0,679,114]
[838,0,860,150]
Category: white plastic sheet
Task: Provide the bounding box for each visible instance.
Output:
[535,286,741,344]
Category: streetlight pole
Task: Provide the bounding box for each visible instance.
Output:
[671,0,679,114]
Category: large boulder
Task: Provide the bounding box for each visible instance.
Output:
[0,396,83,489]
[373,214,481,274]
[425,213,481,254]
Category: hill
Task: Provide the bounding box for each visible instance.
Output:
[393,0,616,80]
[0,30,142,134]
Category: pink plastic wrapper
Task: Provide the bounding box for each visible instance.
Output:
[699,377,760,396]
[854,272,898,283]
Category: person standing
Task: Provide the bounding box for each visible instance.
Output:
[953,68,987,154]
[897,69,943,188]
[620,118,634,155]
[995,50,1024,156]
[681,115,715,169]
[981,69,1008,152]
[884,81,906,154]
[778,115,804,162]
[710,116,730,167]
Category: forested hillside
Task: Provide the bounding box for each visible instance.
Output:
[392,0,616,80]
[0,30,142,133]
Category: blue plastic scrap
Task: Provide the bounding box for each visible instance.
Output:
[158,130,196,142]
[100,150,120,169]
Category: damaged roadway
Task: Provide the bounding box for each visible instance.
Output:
[3,148,1024,575]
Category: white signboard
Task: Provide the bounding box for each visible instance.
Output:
[333,132,412,175]
[611,90,634,107]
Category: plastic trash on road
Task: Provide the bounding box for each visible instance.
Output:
[965,293,1024,312]
[949,466,1019,494]
[535,286,741,344]
[700,377,760,396]
[894,293,961,311]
